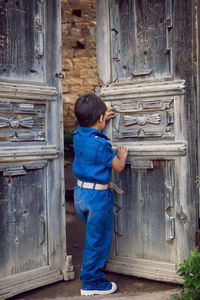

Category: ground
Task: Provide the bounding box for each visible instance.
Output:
[8,194,180,300]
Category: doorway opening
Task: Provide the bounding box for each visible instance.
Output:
[61,0,178,297]
[62,0,98,284]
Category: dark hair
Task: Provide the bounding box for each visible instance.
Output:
[74,93,107,127]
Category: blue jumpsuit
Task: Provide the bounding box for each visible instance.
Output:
[73,127,116,284]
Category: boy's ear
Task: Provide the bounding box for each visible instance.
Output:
[99,115,104,122]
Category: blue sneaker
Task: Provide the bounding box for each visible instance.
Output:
[81,278,117,296]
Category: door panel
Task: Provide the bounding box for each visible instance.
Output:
[109,0,172,81]
[0,0,45,83]
[96,0,197,283]
[113,160,175,263]
[0,1,74,299]
[0,166,47,278]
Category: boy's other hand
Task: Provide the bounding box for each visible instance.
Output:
[104,107,115,121]
[112,146,128,172]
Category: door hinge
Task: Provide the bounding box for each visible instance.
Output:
[55,72,64,79]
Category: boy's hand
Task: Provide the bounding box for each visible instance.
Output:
[104,107,115,121]
[112,146,128,172]
[117,146,128,160]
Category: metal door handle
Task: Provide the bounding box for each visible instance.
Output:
[168,217,175,240]
[39,216,45,245]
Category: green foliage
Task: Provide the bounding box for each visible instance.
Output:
[171,249,200,300]
[64,128,74,154]
[170,294,181,300]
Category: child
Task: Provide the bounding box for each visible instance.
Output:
[73,93,128,296]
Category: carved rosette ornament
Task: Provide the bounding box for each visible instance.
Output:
[0,100,46,142]
[0,116,34,128]
[123,113,161,126]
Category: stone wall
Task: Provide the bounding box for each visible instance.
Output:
[62,0,98,130]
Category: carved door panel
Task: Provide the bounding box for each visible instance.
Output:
[0,1,73,299]
[96,0,198,282]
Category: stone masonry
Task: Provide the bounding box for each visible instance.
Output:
[62,0,98,130]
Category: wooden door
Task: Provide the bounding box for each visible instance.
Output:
[0,1,74,299]
[96,0,198,283]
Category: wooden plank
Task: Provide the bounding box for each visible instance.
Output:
[106,258,182,283]
[112,142,186,156]
[108,256,177,269]
[0,266,52,286]
[0,82,57,101]
[98,80,185,99]
[172,0,197,264]
[197,0,200,223]
[96,0,111,85]
[0,270,63,300]
[0,145,58,162]
[45,0,67,272]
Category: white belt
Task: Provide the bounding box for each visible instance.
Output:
[77,179,124,194]
[77,179,109,190]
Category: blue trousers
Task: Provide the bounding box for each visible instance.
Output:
[74,185,114,283]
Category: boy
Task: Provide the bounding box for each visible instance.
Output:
[73,93,128,296]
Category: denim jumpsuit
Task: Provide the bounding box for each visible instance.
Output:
[73,127,116,284]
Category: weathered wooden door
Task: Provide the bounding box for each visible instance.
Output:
[96,0,198,283]
[0,1,74,299]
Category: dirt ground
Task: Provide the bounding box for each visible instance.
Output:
[9,194,180,300]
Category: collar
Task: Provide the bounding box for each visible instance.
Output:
[74,127,110,140]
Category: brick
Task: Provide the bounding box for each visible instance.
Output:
[64,77,83,86]
[70,27,82,37]
[68,85,91,94]
[80,69,96,78]
[62,49,74,59]
[73,59,97,70]
[83,78,99,85]
[62,58,73,71]
[65,70,81,78]
[62,84,70,93]
[73,49,96,58]
[63,94,78,104]
[62,23,71,32]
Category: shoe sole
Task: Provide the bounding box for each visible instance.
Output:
[81,282,117,296]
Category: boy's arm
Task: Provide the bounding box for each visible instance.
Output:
[112,146,128,172]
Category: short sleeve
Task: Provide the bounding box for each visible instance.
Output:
[97,141,117,168]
